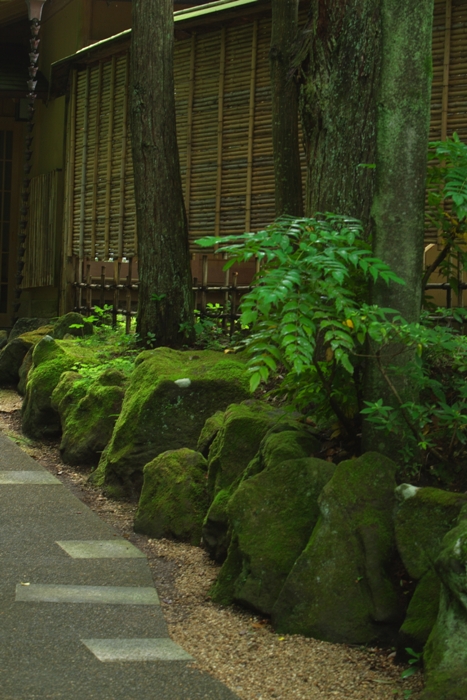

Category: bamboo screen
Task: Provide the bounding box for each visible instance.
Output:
[63,0,466,260]
[24,170,62,288]
[63,16,278,259]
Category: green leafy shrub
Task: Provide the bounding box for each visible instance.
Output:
[197,214,403,433]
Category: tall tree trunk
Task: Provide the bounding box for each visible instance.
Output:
[130,0,194,347]
[270,0,303,217]
[298,0,381,228]
[362,0,434,455]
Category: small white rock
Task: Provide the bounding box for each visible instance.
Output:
[174,378,191,389]
[395,483,419,501]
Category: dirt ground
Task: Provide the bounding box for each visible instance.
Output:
[0,388,424,700]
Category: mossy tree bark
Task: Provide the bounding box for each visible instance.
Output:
[298,0,381,229]
[362,0,434,455]
[270,0,303,217]
[130,0,194,347]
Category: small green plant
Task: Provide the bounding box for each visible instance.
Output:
[401,647,422,680]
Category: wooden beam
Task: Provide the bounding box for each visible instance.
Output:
[441,0,452,141]
[185,32,196,224]
[104,55,117,258]
[215,27,226,239]
[245,20,258,232]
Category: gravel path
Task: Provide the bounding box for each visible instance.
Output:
[0,389,424,700]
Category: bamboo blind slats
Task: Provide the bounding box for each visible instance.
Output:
[64,1,466,259]
[24,170,62,288]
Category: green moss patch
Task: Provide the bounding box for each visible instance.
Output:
[21,337,99,439]
[272,452,400,644]
[52,369,127,466]
[93,348,251,499]
[216,457,335,615]
[134,448,209,545]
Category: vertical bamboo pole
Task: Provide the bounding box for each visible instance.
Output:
[104,56,117,258]
[185,34,196,225]
[74,255,80,311]
[245,21,258,232]
[201,254,208,313]
[126,257,133,333]
[86,258,92,314]
[100,264,106,307]
[79,67,91,263]
[90,62,103,259]
[113,259,121,327]
[118,54,130,258]
[215,28,227,239]
[230,272,238,335]
[67,70,78,258]
[441,0,452,141]
[223,251,229,331]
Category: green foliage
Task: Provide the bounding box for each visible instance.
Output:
[361,307,467,475]
[400,647,423,680]
[197,215,403,431]
[424,133,467,296]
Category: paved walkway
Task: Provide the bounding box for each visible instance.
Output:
[0,433,238,700]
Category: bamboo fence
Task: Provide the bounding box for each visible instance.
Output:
[43,0,466,320]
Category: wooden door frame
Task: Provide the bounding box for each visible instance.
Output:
[0,117,23,329]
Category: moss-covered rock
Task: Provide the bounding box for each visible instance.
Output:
[8,317,50,342]
[272,452,400,644]
[394,485,467,654]
[202,416,322,563]
[52,369,126,466]
[197,410,225,457]
[21,336,98,439]
[18,347,33,396]
[0,326,53,386]
[394,484,467,580]
[422,515,467,700]
[211,457,335,613]
[134,448,209,545]
[91,348,251,499]
[207,402,280,495]
[53,312,94,339]
[399,569,440,653]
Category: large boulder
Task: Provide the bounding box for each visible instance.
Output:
[21,336,98,439]
[52,369,126,466]
[210,457,335,614]
[203,415,321,562]
[394,484,467,651]
[134,448,209,545]
[272,452,401,644]
[0,326,53,386]
[422,510,467,700]
[91,348,251,499]
[8,317,50,342]
[52,312,94,339]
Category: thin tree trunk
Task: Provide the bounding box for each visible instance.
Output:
[130,0,194,347]
[270,0,303,217]
[362,0,434,455]
[298,0,381,228]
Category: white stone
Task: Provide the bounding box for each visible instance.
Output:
[174,378,191,388]
[395,483,419,501]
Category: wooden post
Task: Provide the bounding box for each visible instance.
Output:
[215,27,227,239]
[100,264,106,308]
[245,21,258,232]
[79,68,91,262]
[118,54,130,258]
[113,259,121,327]
[201,254,208,314]
[441,0,452,141]
[104,56,117,258]
[185,33,196,225]
[126,257,133,333]
[90,62,103,259]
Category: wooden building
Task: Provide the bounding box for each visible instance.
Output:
[0,0,466,325]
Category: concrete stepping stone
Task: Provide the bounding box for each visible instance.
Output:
[81,638,193,662]
[15,583,160,605]
[56,539,146,558]
[0,470,60,484]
